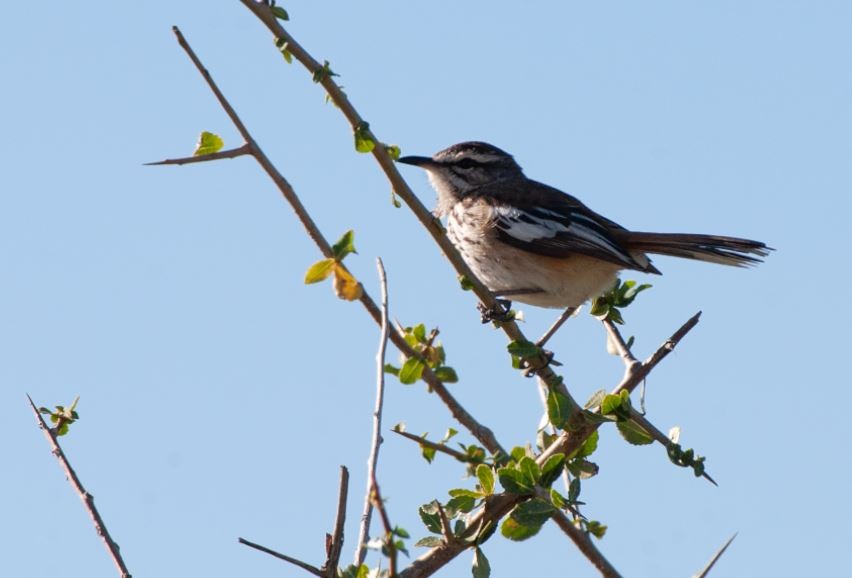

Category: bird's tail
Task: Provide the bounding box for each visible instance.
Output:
[623,232,773,268]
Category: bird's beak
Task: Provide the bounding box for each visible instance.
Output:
[396,155,435,168]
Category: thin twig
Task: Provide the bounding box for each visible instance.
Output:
[435,503,454,544]
[145,144,252,165]
[370,480,398,577]
[238,537,322,576]
[537,307,578,347]
[612,311,702,395]
[162,26,505,459]
[602,319,638,364]
[26,395,132,578]
[392,429,472,463]
[354,258,391,567]
[323,466,350,577]
[629,411,717,486]
[548,508,622,578]
[692,533,737,578]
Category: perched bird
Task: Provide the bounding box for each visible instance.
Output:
[398,142,771,309]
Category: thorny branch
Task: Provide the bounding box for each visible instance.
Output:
[161,25,505,460]
[26,395,132,578]
[161,18,717,578]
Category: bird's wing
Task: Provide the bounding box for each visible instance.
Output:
[482,180,655,272]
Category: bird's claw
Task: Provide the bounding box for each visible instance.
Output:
[478,299,514,324]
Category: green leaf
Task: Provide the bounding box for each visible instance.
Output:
[354,122,376,153]
[445,495,477,516]
[476,464,495,496]
[539,453,566,487]
[586,520,607,539]
[518,456,541,486]
[434,366,459,383]
[497,468,534,495]
[399,358,425,385]
[571,430,600,459]
[331,230,357,260]
[617,420,654,445]
[274,38,293,63]
[271,5,289,20]
[339,564,369,578]
[390,190,402,208]
[394,526,410,539]
[566,458,599,479]
[448,488,480,499]
[584,389,607,410]
[472,547,491,578]
[312,60,339,83]
[193,131,224,156]
[385,144,401,160]
[443,428,458,442]
[600,393,627,417]
[506,340,540,358]
[418,502,442,534]
[547,389,573,429]
[500,516,543,541]
[458,275,475,291]
[411,323,427,342]
[303,258,335,284]
[512,499,556,526]
[383,363,400,376]
[550,488,567,509]
[415,536,443,548]
[422,445,436,463]
[568,478,581,503]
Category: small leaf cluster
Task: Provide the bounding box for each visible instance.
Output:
[193,131,224,156]
[303,230,363,301]
[39,397,80,437]
[667,443,707,478]
[312,60,339,84]
[497,448,567,541]
[590,279,652,324]
[506,340,543,371]
[367,525,410,560]
[583,389,654,446]
[385,324,458,385]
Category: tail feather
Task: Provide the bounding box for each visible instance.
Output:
[622,232,773,268]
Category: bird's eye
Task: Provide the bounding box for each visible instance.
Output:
[456,158,478,170]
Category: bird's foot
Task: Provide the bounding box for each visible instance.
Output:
[478,299,514,324]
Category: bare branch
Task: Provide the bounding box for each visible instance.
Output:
[537,306,578,347]
[692,534,737,578]
[323,466,350,577]
[612,311,703,395]
[354,259,392,567]
[549,509,622,578]
[163,26,506,458]
[602,319,638,365]
[370,480,398,577]
[393,429,472,463]
[144,144,252,166]
[26,395,132,578]
[239,537,322,576]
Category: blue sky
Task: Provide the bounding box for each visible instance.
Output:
[2,2,850,577]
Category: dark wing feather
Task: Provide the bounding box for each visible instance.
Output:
[479,179,656,272]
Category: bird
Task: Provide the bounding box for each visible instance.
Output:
[397,141,771,310]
